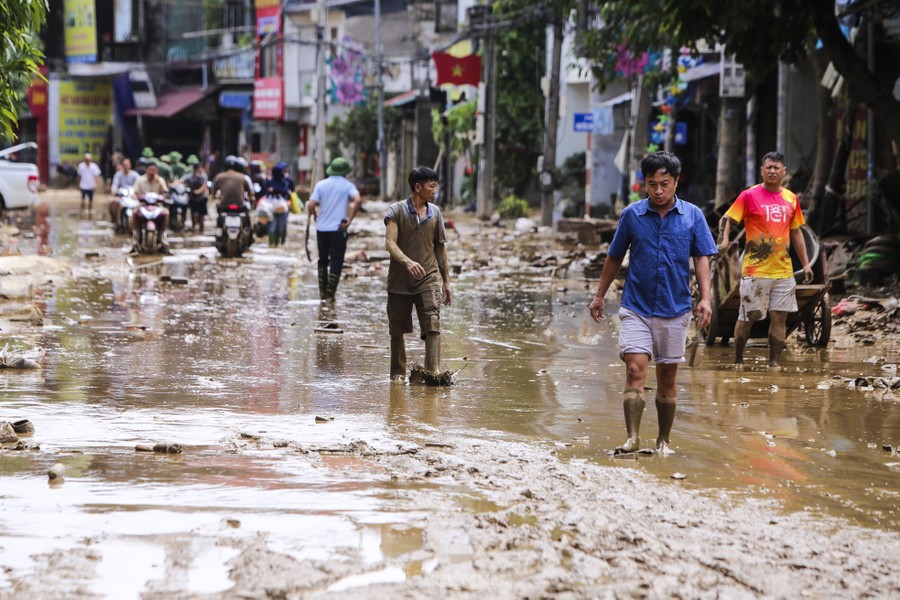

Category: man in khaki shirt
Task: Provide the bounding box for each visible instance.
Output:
[384,166,452,383]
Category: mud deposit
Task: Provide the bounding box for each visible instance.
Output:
[1,191,899,598]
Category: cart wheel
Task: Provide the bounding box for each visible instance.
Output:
[804,295,831,347]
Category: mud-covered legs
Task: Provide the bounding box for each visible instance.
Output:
[733,310,788,366]
[619,354,678,452]
[767,310,787,366]
[390,335,407,380]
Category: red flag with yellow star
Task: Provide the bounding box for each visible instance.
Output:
[431,51,481,87]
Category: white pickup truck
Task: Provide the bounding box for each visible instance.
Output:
[0,142,40,212]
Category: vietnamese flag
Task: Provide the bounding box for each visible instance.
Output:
[431,51,482,87]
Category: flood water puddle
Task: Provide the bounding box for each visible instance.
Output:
[1,197,899,596]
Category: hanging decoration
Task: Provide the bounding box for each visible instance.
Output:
[328,36,368,106]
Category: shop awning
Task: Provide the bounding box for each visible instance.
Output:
[126,86,218,118]
[384,90,418,107]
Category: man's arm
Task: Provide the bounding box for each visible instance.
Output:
[693,255,713,328]
[436,241,452,305]
[790,227,813,283]
[385,219,426,280]
[717,215,736,252]
[588,255,625,323]
[340,193,361,231]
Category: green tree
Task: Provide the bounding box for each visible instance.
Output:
[328,93,400,178]
[493,0,546,199]
[0,0,47,142]
[577,0,900,152]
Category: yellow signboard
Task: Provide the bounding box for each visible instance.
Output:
[57,79,112,165]
[64,0,98,63]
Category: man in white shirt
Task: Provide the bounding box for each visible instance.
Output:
[306,157,361,301]
[77,152,102,212]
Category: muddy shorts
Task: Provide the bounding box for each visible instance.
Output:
[617,306,692,364]
[387,289,441,340]
[738,276,797,321]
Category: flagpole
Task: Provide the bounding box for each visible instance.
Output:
[375,0,386,200]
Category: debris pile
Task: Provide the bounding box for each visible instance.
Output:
[831,294,900,344]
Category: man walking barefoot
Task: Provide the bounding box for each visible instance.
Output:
[589,152,717,454]
[384,167,452,383]
[719,151,812,367]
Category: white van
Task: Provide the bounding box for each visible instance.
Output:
[0,142,40,212]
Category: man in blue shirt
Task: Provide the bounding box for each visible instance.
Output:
[588,151,717,455]
[307,157,361,300]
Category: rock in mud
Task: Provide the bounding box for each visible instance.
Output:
[0,422,18,443]
[409,363,453,386]
[135,443,182,454]
[153,443,183,454]
[12,419,34,435]
[48,463,65,481]
[0,344,42,369]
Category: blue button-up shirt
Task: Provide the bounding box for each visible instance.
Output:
[608,197,718,318]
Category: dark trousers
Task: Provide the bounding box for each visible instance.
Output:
[317,230,348,275]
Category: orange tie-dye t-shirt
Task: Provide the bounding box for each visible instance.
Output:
[725,184,804,278]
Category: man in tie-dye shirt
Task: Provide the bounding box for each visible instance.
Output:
[719,151,813,367]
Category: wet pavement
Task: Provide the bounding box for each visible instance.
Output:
[0,190,898,597]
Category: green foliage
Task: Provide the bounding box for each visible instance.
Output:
[497,194,530,219]
[558,151,586,194]
[493,0,546,197]
[431,101,476,162]
[328,93,400,177]
[576,0,815,89]
[0,0,48,143]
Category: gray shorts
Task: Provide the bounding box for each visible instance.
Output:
[738,277,798,321]
[617,306,692,364]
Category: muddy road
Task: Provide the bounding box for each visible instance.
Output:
[1,190,899,598]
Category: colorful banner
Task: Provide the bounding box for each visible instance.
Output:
[57,79,112,166]
[254,0,283,120]
[64,0,98,64]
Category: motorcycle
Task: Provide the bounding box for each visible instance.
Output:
[115,187,139,234]
[215,201,251,258]
[169,183,190,232]
[134,193,168,255]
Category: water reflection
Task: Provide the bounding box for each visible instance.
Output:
[2,197,899,598]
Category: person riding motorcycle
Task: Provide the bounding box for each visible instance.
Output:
[132,162,170,251]
[211,155,255,248]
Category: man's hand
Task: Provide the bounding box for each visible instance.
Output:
[338,218,350,231]
[802,264,814,284]
[406,260,426,280]
[442,283,452,306]
[695,298,712,329]
[588,295,605,323]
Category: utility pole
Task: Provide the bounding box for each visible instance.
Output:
[540,15,563,227]
[476,3,496,220]
[375,0,386,200]
[313,0,328,184]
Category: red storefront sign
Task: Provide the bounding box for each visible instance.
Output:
[254,77,283,120]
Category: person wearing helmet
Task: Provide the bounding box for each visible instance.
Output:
[132,162,170,251]
[181,159,209,234]
[265,163,295,246]
[170,151,188,179]
[211,155,255,246]
[157,153,175,182]
[307,157,361,300]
